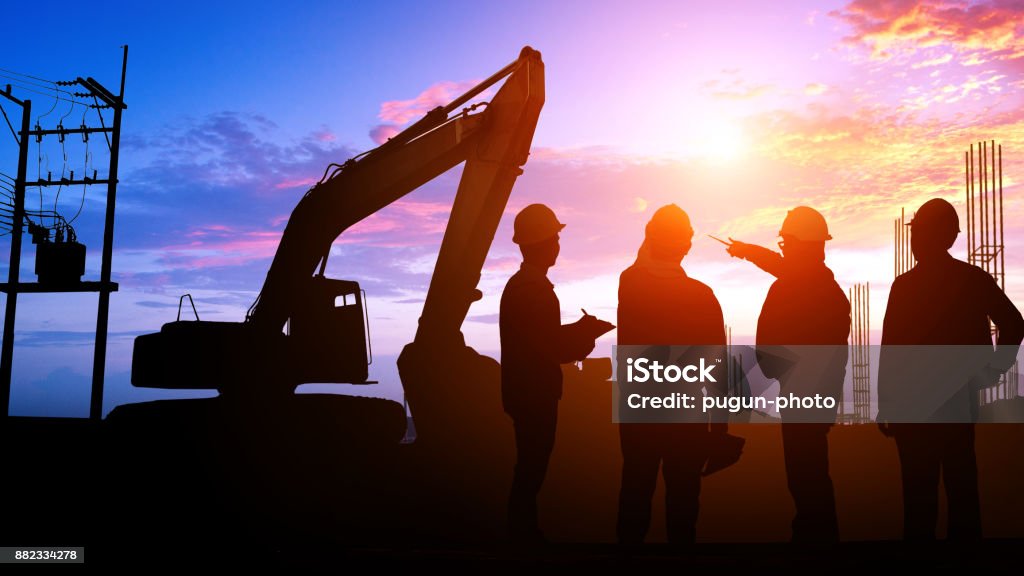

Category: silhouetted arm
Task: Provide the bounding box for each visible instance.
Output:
[876,281,905,436]
[509,286,593,364]
[728,241,785,278]
[983,272,1024,370]
[557,322,596,363]
[755,282,788,380]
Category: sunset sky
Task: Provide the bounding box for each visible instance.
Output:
[1,0,1023,416]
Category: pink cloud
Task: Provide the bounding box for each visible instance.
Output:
[369,124,401,145]
[185,224,234,238]
[274,176,317,190]
[369,79,492,144]
[157,230,282,269]
[313,128,336,142]
[378,80,481,124]
[526,145,631,165]
[394,200,452,218]
[148,199,457,274]
[482,256,520,274]
[340,200,451,246]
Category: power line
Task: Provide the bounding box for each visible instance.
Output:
[91,96,111,150]
[67,146,90,225]
[3,81,90,107]
[0,71,56,92]
[0,66,57,85]
[0,102,19,145]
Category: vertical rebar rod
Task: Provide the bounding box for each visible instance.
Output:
[856,283,860,422]
[971,144,976,264]
[987,140,995,278]
[866,282,871,422]
[966,148,972,263]
[998,143,1005,291]
[982,141,989,273]
[978,142,983,267]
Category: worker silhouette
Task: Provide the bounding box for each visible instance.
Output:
[725,206,850,543]
[616,205,728,546]
[500,203,609,545]
[878,198,1024,541]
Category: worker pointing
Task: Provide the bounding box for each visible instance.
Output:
[500,203,613,545]
[720,206,850,543]
[717,206,832,279]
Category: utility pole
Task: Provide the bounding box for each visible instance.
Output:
[0,47,127,420]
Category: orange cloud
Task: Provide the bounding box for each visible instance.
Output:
[805,83,829,95]
[746,101,1024,250]
[832,0,1024,65]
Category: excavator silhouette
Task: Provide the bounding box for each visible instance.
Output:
[112,47,544,545]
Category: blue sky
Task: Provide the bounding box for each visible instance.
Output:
[2,0,1023,417]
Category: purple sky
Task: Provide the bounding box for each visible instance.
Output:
[1,0,1023,416]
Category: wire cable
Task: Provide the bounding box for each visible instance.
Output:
[33,84,60,125]
[91,96,111,151]
[67,145,89,225]
[0,72,58,93]
[0,101,19,145]
[52,145,68,228]
[2,81,90,107]
[0,66,56,85]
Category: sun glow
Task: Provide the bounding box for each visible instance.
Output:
[703,121,748,163]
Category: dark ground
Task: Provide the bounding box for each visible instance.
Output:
[3,415,1021,571]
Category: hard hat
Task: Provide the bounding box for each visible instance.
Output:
[513,204,565,245]
[645,204,693,242]
[779,206,832,242]
[911,198,960,235]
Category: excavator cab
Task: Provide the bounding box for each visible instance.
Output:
[289,276,370,384]
[131,277,371,392]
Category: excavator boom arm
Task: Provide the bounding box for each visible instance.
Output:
[248,47,544,336]
[416,48,544,344]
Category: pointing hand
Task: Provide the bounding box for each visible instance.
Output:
[726,238,751,259]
